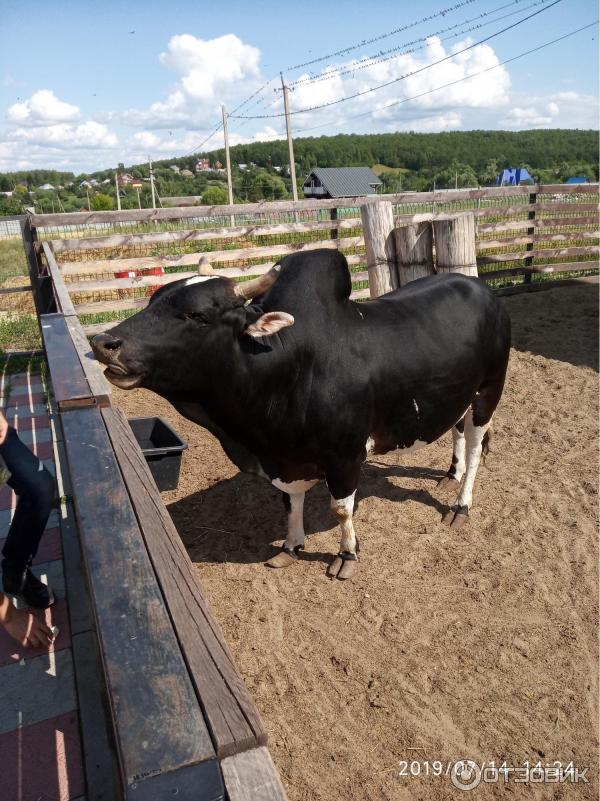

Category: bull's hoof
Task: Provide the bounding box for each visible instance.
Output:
[327,551,358,580]
[441,504,469,528]
[265,544,302,569]
[436,475,460,491]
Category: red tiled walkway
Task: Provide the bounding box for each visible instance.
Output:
[0,369,86,801]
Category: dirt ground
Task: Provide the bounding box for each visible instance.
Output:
[114,282,598,800]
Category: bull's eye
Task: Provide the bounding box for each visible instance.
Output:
[184,312,208,323]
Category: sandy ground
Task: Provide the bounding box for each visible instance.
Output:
[114,282,598,800]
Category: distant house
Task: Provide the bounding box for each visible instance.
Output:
[303,167,382,198]
[565,176,589,184]
[238,163,248,171]
[495,167,534,186]
[214,160,223,170]
[39,183,54,191]
[170,165,180,173]
[79,180,92,189]
[117,173,135,186]
[195,158,211,172]
[180,169,194,178]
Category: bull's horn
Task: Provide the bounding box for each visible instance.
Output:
[233,264,281,299]
[198,257,215,276]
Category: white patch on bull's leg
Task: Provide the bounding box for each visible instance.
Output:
[272,478,318,494]
[330,492,357,554]
[451,424,466,482]
[454,411,491,510]
[284,492,306,550]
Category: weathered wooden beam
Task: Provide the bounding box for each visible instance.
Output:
[395,221,435,286]
[63,314,111,405]
[221,747,288,801]
[61,407,217,792]
[40,313,93,408]
[433,213,478,276]
[360,200,398,297]
[58,236,364,277]
[102,406,268,758]
[41,241,77,316]
[44,217,362,253]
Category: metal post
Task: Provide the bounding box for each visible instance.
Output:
[281,73,298,202]
[221,105,235,226]
[149,159,157,210]
[115,172,121,211]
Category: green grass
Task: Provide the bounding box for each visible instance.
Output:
[0,237,28,282]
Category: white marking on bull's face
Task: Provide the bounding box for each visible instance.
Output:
[412,398,419,416]
[183,276,219,287]
[272,478,318,494]
[365,436,375,455]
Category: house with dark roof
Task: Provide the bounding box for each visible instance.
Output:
[303,167,382,198]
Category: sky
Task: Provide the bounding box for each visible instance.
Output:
[0,0,597,174]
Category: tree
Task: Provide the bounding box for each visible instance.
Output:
[91,193,114,211]
[202,185,229,205]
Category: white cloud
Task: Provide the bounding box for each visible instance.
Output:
[122,33,263,128]
[8,120,118,150]
[504,92,598,129]
[6,89,80,125]
[286,36,511,135]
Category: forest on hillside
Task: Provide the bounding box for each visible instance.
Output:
[0,129,597,214]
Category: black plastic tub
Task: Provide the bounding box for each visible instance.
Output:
[127,417,188,491]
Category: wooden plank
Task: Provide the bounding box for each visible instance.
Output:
[74,297,151,315]
[41,241,77,316]
[221,747,288,801]
[102,406,268,758]
[60,407,216,789]
[40,313,92,407]
[59,236,365,277]
[0,285,31,294]
[45,217,362,253]
[477,215,598,233]
[63,314,112,404]
[535,203,598,213]
[477,235,534,250]
[482,261,599,280]
[477,245,599,264]
[83,322,115,336]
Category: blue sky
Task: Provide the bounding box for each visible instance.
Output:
[0,0,597,173]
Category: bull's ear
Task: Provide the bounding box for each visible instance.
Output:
[245,311,294,338]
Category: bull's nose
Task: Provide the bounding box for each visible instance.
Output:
[92,333,123,361]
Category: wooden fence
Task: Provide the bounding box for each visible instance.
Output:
[22,183,599,336]
[25,224,289,800]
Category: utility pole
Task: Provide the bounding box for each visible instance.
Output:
[149,158,157,209]
[280,73,298,202]
[221,104,235,226]
[86,188,91,211]
[115,171,121,211]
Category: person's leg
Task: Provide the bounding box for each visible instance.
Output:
[0,426,55,587]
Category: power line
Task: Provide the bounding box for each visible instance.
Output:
[286,0,478,71]
[288,0,553,89]
[179,121,224,159]
[230,0,564,120]
[294,21,597,135]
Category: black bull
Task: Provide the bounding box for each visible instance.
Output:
[93,249,510,580]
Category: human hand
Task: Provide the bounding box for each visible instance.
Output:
[0,411,8,445]
[0,596,54,648]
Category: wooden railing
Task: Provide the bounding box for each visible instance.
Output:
[25,222,288,800]
[24,183,599,334]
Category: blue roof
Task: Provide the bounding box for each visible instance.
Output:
[565,176,589,184]
[496,167,534,186]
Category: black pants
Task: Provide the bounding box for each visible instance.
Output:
[0,426,55,576]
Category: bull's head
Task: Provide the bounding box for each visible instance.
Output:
[91,258,293,396]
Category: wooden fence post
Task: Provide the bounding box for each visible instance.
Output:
[395,222,435,286]
[360,200,399,297]
[433,212,478,276]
